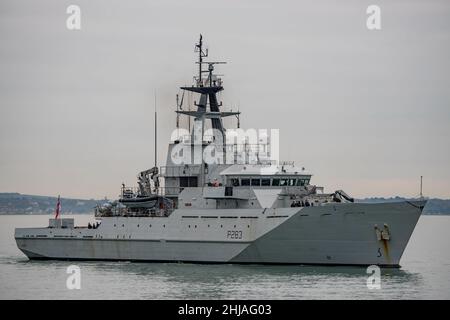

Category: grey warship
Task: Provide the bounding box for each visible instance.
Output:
[15,35,426,266]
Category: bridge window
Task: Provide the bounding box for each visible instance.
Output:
[289,179,296,186]
[180,177,198,187]
[272,179,280,186]
[261,179,271,186]
[251,179,261,186]
[241,179,250,186]
[280,179,288,186]
[231,178,239,186]
[296,179,310,186]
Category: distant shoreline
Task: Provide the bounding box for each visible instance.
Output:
[0,193,100,215]
[1,212,449,216]
[0,212,93,215]
[1,192,449,215]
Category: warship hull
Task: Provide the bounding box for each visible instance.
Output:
[15,200,424,267]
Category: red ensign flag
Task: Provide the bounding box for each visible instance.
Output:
[55,195,61,219]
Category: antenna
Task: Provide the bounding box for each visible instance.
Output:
[237,105,240,128]
[154,91,157,168]
[195,34,208,86]
[188,91,191,133]
[420,175,423,198]
[176,94,179,129]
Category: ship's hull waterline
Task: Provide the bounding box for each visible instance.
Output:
[15,200,424,267]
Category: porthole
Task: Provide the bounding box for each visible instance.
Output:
[234,225,236,228]
[163,225,165,228]
[114,224,116,227]
[208,225,210,228]
[220,225,223,228]
[195,225,197,228]
[137,224,140,228]
[188,225,191,228]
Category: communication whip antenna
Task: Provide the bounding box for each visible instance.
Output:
[154,91,157,168]
[420,176,423,198]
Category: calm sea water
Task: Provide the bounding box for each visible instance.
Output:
[0,214,449,299]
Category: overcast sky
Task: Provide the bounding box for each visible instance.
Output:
[0,0,449,199]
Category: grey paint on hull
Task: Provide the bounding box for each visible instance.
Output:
[16,238,250,262]
[230,201,424,266]
[15,200,424,266]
